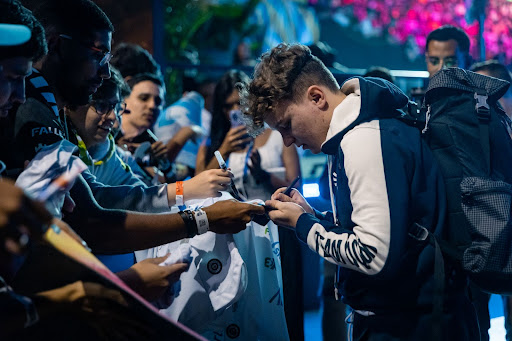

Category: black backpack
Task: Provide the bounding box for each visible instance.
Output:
[403,67,512,294]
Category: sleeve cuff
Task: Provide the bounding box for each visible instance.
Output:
[296,212,322,244]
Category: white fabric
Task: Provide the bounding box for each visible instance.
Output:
[321,78,362,150]
[154,243,193,309]
[15,140,87,218]
[228,130,286,201]
[139,192,288,340]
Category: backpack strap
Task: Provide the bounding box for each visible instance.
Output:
[474,90,492,176]
[409,223,444,340]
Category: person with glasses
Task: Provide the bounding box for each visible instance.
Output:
[8,0,264,267]
[65,66,245,272]
[425,25,471,79]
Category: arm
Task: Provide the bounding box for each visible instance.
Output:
[268,125,411,279]
[81,170,171,213]
[165,126,198,163]
[66,177,264,253]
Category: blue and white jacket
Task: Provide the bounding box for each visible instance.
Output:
[296,77,447,313]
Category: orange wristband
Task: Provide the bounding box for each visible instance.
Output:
[176,181,184,206]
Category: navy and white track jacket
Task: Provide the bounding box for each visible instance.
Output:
[296,77,447,313]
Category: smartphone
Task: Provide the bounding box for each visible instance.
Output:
[229,109,245,128]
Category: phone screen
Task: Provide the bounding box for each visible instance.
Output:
[229,109,245,127]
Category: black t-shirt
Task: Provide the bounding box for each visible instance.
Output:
[6,69,68,173]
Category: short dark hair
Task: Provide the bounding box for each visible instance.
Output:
[470,60,512,84]
[241,43,339,134]
[426,25,470,53]
[364,66,396,84]
[91,66,130,102]
[0,0,47,61]
[111,43,162,79]
[126,72,164,90]
[32,0,113,41]
[307,41,336,68]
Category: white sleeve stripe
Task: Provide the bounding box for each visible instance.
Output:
[308,120,391,275]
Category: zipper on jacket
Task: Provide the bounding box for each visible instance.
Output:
[422,105,431,134]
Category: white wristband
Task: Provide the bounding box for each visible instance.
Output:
[176,194,184,207]
[176,181,184,207]
[194,209,209,235]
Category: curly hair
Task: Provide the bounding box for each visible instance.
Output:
[0,0,47,62]
[240,43,339,135]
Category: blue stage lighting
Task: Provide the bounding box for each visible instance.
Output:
[303,183,320,198]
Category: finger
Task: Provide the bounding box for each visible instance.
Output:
[213,175,232,184]
[274,193,295,203]
[163,263,189,278]
[209,168,232,178]
[232,130,250,140]
[151,253,171,264]
[82,282,128,307]
[245,203,265,215]
[232,125,247,133]
[211,183,227,192]
[271,187,288,200]
[215,183,229,191]
[264,199,289,211]
[240,137,253,144]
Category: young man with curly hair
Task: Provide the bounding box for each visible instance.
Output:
[243,43,478,340]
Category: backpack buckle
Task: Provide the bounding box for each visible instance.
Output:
[474,93,490,121]
[408,223,429,241]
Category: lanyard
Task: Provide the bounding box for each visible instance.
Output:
[75,133,116,166]
[242,142,254,178]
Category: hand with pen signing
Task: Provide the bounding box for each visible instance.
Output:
[264,187,313,229]
[270,187,314,214]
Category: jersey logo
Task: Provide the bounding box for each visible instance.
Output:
[31,126,65,138]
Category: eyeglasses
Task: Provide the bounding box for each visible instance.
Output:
[91,100,128,117]
[59,34,113,66]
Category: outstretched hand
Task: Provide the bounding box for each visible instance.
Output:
[117,255,189,302]
[183,169,233,199]
[205,200,265,234]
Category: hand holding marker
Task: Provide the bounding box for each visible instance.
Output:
[282,176,301,196]
[214,150,244,201]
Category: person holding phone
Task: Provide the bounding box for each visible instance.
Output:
[196,70,300,196]
[196,69,304,340]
